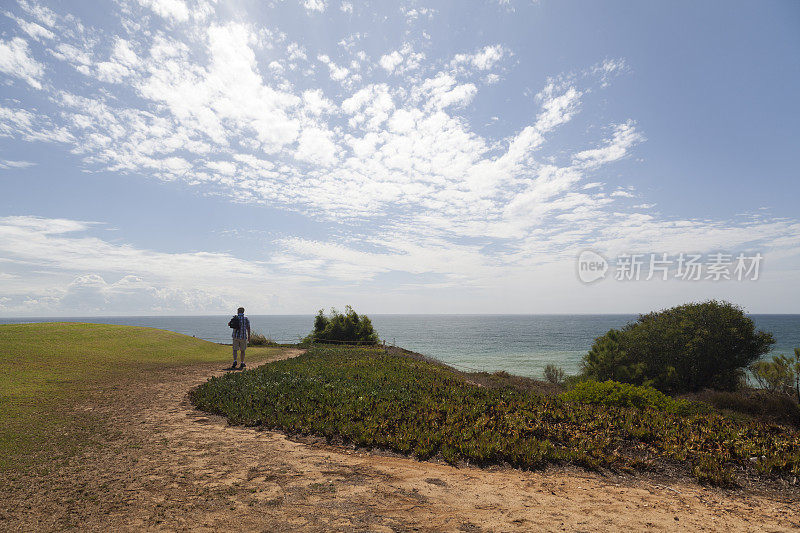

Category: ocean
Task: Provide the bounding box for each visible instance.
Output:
[2,314,798,379]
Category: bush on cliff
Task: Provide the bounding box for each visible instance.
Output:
[304,305,379,345]
[581,300,774,393]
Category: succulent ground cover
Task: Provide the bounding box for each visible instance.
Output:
[190,345,800,486]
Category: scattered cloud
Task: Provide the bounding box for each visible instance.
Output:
[0,1,797,314]
[16,0,58,29]
[573,121,643,168]
[303,0,326,13]
[451,44,506,72]
[0,37,45,89]
[9,14,55,41]
[0,215,285,313]
[379,44,425,75]
[591,58,628,87]
[0,159,35,169]
[317,53,352,82]
[402,7,435,22]
[379,50,403,73]
[137,0,190,22]
[417,72,477,109]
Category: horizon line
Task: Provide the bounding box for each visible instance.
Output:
[2,312,800,319]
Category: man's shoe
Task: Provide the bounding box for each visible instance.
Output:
[239,363,246,370]
[229,362,238,370]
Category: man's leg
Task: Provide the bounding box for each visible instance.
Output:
[232,342,238,367]
[237,339,247,368]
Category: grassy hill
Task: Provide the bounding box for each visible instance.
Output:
[192,344,800,487]
[0,322,280,470]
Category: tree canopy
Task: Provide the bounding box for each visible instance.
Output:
[582,300,774,392]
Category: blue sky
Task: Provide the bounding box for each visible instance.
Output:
[0,0,798,315]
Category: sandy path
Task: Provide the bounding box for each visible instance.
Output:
[1,348,798,532]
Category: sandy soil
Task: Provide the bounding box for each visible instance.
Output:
[1,348,798,532]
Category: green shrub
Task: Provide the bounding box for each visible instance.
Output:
[751,348,800,401]
[581,300,774,393]
[248,333,277,347]
[685,388,800,428]
[304,305,379,345]
[543,364,566,385]
[467,370,562,396]
[561,380,696,414]
[583,329,646,384]
[692,455,737,487]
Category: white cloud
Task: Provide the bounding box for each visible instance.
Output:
[379,50,403,73]
[17,1,58,28]
[287,42,307,61]
[27,271,232,314]
[303,0,327,13]
[295,127,338,166]
[96,61,131,83]
[573,121,643,168]
[0,105,74,143]
[112,38,139,67]
[452,44,505,71]
[418,73,477,109]
[51,42,92,66]
[340,1,353,13]
[317,53,349,81]
[591,58,628,87]
[471,44,505,69]
[342,84,394,129]
[138,0,190,22]
[206,160,237,175]
[12,16,55,41]
[0,159,36,169]
[302,89,335,115]
[0,37,45,89]
[0,215,262,302]
[402,7,435,21]
[534,82,582,131]
[275,235,494,282]
[378,44,424,75]
[0,216,330,314]
[136,23,301,153]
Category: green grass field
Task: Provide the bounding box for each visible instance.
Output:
[0,322,281,470]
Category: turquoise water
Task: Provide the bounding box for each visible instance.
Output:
[2,314,798,379]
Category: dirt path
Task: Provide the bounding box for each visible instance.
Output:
[1,348,798,532]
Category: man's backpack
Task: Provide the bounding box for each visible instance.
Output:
[228,315,240,329]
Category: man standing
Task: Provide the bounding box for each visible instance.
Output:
[230,306,251,370]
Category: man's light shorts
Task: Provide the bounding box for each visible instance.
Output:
[233,338,247,353]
